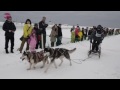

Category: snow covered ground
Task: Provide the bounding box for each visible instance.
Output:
[0,25,120,79]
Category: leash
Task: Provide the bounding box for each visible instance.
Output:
[71,56,92,64]
[71,59,82,64]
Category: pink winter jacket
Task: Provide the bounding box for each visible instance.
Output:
[28,31,37,48]
[28,35,37,48]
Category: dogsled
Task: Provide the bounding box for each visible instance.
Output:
[87,25,104,59]
[88,42,101,58]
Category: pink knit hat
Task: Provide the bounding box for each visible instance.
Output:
[6,16,12,20]
[4,13,12,20]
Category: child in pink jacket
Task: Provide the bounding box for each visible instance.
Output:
[28,30,37,53]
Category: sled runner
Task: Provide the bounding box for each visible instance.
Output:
[88,42,101,58]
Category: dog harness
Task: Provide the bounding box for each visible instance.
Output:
[49,48,66,58]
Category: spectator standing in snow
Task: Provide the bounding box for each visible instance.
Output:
[28,30,37,53]
[88,28,93,40]
[81,28,84,41]
[78,29,83,41]
[50,24,58,47]
[56,24,62,46]
[71,26,75,32]
[112,29,114,35]
[71,26,75,43]
[33,23,42,49]
[75,26,80,42]
[39,17,48,49]
[83,28,87,40]
[19,19,33,53]
[2,16,16,54]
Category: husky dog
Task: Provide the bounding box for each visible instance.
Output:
[20,50,49,70]
[44,48,76,73]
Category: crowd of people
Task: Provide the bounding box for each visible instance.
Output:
[2,14,120,54]
[71,26,88,43]
[70,25,120,53]
[71,25,120,43]
[2,15,63,54]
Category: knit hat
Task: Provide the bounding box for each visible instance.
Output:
[6,16,12,20]
[4,13,11,19]
[34,23,38,26]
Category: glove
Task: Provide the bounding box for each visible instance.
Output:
[44,24,48,28]
[45,24,48,27]
[9,30,12,32]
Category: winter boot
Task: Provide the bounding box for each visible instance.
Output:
[51,42,54,47]
[11,49,14,53]
[5,49,9,54]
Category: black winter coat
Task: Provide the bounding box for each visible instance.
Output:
[39,21,48,34]
[90,30,104,43]
[2,20,16,37]
[34,27,41,36]
[88,30,93,36]
[57,26,62,37]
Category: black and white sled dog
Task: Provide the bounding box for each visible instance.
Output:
[44,47,76,73]
[20,51,49,70]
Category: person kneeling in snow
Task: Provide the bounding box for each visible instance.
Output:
[90,25,104,53]
[28,30,37,53]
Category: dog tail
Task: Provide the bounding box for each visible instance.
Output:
[68,48,76,54]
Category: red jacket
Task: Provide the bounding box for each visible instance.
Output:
[75,28,79,36]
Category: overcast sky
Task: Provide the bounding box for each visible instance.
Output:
[0,11,120,28]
